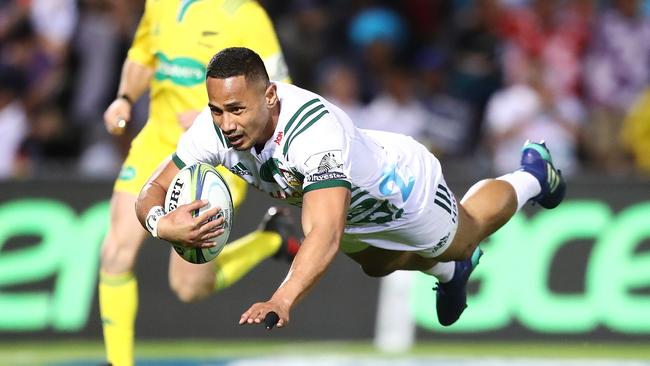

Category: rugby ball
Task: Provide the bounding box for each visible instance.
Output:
[164,163,233,264]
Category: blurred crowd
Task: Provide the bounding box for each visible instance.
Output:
[2,0,650,180]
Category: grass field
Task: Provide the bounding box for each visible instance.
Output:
[1,340,650,366]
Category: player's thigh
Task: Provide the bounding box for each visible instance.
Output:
[345,245,410,277]
[347,246,439,275]
[168,250,215,298]
[434,204,481,262]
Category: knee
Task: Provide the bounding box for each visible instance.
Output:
[100,231,140,273]
[169,273,214,303]
[361,265,394,278]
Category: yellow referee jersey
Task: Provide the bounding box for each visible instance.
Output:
[127,0,289,146]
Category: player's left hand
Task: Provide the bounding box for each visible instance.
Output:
[239,299,290,329]
[157,200,224,248]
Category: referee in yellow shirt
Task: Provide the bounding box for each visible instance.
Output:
[100,1,297,365]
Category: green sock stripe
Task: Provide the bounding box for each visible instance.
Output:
[471,248,483,268]
[523,143,551,162]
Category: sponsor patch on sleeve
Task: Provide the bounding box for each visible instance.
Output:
[304,150,347,182]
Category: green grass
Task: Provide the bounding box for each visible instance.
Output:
[1,340,650,365]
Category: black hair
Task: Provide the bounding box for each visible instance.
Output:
[206,47,270,86]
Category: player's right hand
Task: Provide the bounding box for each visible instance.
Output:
[157,199,225,248]
[239,299,290,330]
[103,97,131,135]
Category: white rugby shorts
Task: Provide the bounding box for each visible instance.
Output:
[340,175,459,258]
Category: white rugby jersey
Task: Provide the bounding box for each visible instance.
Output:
[174,82,450,250]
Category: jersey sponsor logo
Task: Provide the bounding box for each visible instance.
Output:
[305,150,345,182]
[307,172,346,182]
[154,52,205,86]
[118,166,136,181]
[305,150,343,173]
[316,152,342,173]
[274,131,283,145]
[230,162,252,176]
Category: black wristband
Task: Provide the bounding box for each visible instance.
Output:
[118,93,133,106]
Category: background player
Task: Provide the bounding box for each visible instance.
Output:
[100,3,297,365]
[134,48,566,330]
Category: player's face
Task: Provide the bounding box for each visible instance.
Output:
[206,75,277,151]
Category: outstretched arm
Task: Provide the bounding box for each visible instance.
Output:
[239,186,350,328]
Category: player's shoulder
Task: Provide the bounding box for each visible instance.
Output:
[276,83,347,159]
[277,83,332,134]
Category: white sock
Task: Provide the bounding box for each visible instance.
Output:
[497,170,541,211]
[422,261,455,283]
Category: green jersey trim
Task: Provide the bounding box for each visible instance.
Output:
[172,153,186,169]
[350,189,367,205]
[283,98,319,136]
[283,109,329,156]
[177,0,201,22]
[303,179,351,193]
[285,103,325,145]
